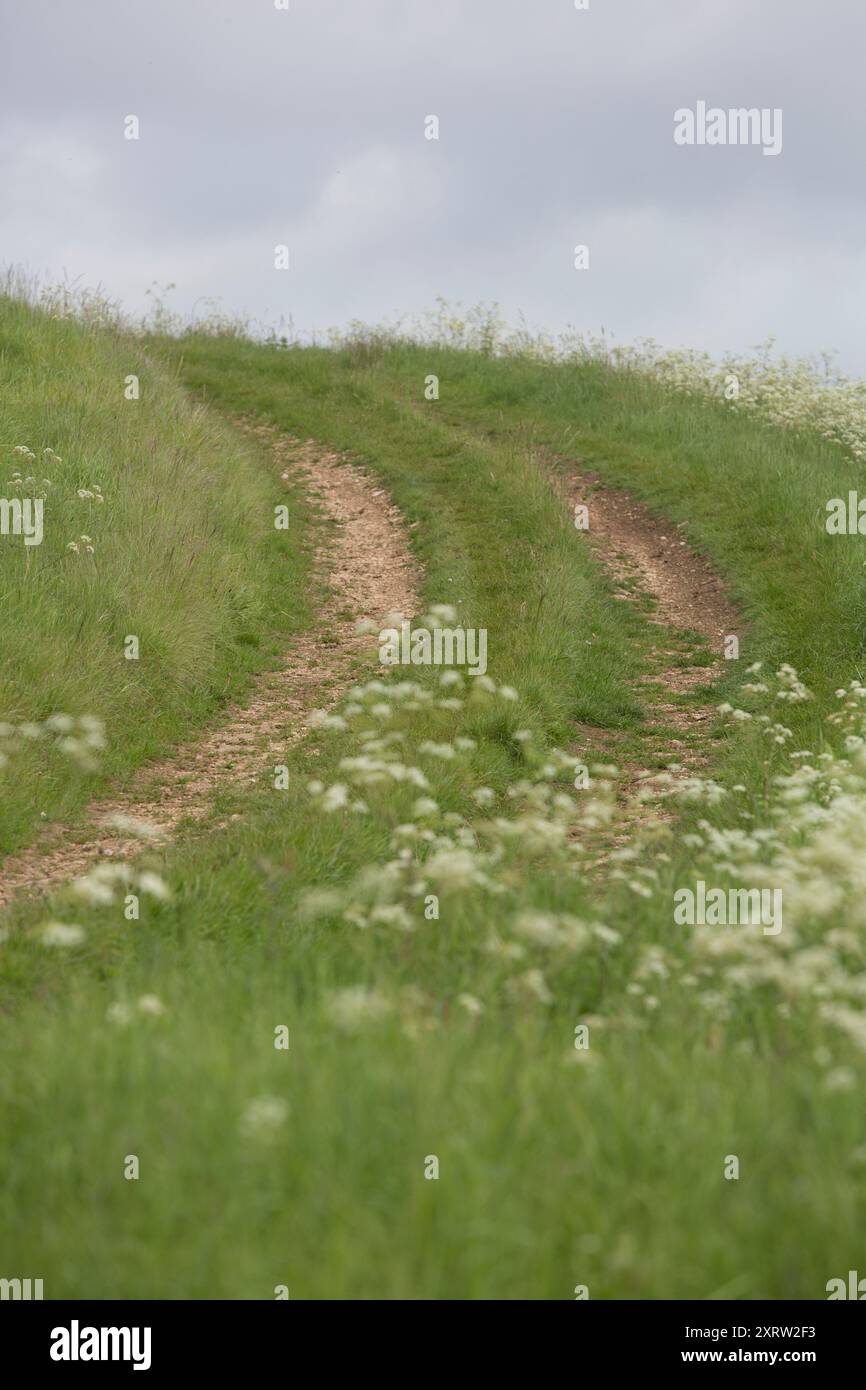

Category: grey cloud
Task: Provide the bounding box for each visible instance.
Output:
[1,0,864,369]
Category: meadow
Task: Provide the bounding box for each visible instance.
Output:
[0,289,864,1298]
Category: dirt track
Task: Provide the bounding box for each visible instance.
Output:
[0,424,420,909]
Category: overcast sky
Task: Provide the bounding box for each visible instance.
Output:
[2,0,864,371]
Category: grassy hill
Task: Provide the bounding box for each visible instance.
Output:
[1,303,865,1298]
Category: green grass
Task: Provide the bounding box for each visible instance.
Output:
[0,296,311,852]
[1,324,864,1299]
[408,343,866,690]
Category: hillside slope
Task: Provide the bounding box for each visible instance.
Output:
[1,323,865,1299]
[0,297,309,854]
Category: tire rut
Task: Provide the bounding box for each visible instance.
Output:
[0,424,420,910]
[551,457,743,845]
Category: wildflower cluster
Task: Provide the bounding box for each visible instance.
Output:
[6,444,104,552]
[8,444,55,497]
[66,535,95,555]
[69,861,172,908]
[298,656,620,1021]
[106,994,166,1026]
[328,303,866,465]
[616,667,866,1075]
[297,642,866,1083]
[0,713,105,773]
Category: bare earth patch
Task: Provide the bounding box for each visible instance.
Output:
[553,460,742,840]
[0,425,420,909]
